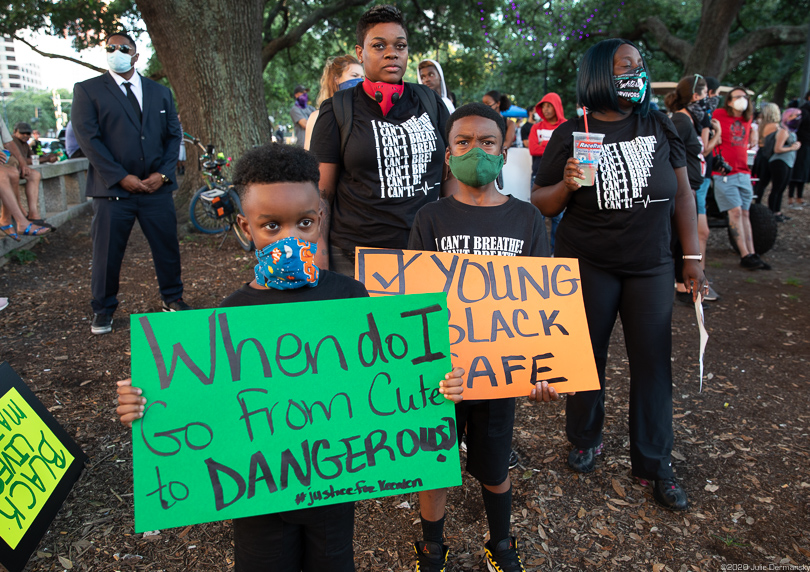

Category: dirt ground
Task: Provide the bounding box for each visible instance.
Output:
[0,203,808,572]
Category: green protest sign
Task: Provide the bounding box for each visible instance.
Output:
[130,293,459,532]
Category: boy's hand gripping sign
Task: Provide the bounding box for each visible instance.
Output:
[130,293,460,532]
[356,248,600,400]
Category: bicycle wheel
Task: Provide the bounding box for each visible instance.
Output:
[228,190,254,251]
[189,186,229,234]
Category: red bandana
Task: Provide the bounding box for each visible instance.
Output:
[362,78,405,116]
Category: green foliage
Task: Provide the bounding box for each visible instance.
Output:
[5,249,36,265]
[712,534,749,548]
[0,0,140,50]
[2,0,803,128]
[2,89,71,133]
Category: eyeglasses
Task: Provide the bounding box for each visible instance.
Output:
[692,73,703,94]
[18,132,31,136]
[105,44,133,54]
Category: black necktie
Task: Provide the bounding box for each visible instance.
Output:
[123,82,142,123]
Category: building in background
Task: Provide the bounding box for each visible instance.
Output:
[1,37,43,97]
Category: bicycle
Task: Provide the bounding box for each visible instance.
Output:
[184,133,253,251]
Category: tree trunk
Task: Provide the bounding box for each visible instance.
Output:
[136,0,272,206]
[772,75,791,109]
[682,0,745,77]
[633,0,808,81]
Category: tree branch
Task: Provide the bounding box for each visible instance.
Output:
[261,0,373,68]
[13,35,106,74]
[264,0,286,41]
[727,24,809,72]
[633,17,693,66]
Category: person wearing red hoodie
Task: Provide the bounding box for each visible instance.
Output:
[529,93,566,181]
[529,93,567,248]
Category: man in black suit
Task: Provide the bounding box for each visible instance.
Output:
[72,31,190,335]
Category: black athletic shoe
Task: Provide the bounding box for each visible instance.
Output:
[567,443,603,473]
[91,313,113,335]
[751,254,771,270]
[484,536,526,572]
[740,254,765,270]
[508,448,520,469]
[413,540,449,572]
[162,298,193,312]
[652,477,689,511]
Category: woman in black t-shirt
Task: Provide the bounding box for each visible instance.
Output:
[532,39,706,512]
[310,5,455,276]
[665,74,720,303]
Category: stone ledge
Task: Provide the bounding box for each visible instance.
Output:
[0,196,93,266]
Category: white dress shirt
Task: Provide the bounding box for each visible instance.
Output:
[110,70,143,111]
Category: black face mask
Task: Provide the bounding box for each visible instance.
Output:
[687,96,710,122]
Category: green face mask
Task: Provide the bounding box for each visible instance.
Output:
[448,147,504,187]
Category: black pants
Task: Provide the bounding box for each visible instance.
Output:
[233,503,355,572]
[531,155,543,184]
[90,194,183,315]
[788,181,805,199]
[565,259,675,480]
[767,160,792,213]
[753,155,771,204]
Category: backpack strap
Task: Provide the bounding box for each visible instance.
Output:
[332,88,354,159]
[411,83,443,145]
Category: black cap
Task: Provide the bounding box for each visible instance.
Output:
[14,122,32,134]
[293,85,308,96]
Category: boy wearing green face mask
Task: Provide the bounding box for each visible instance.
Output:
[407,102,554,572]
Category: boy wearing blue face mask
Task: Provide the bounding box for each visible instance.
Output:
[408,103,561,572]
[117,143,465,572]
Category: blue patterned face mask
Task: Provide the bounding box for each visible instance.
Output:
[338,77,363,91]
[254,236,319,290]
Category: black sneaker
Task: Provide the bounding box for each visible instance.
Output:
[674,291,693,306]
[91,313,113,335]
[751,254,771,270]
[567,442,603,473]
[162,298,193,312]
[508,448,520,469]
[740,254,764,270]
[652,477,689,511]
[484,536,525,572]
[413,540,449,572]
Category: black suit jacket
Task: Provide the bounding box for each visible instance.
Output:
[71,72,181,198]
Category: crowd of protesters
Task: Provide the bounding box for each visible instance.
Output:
[1,5,805,572]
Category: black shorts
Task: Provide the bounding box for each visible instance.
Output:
[233,502,355,572]
[456,398,516,486]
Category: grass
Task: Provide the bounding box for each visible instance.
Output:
[712,534,750,548]
[785,277,802,287]
[5,250,36,264]
[788,294,800,301]
[744,277,757,284]
[708,261,724,269]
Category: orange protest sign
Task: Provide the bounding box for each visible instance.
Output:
[356,248,600,400]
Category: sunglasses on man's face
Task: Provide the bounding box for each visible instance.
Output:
[19,132,31,136]
[105,44,133,54]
